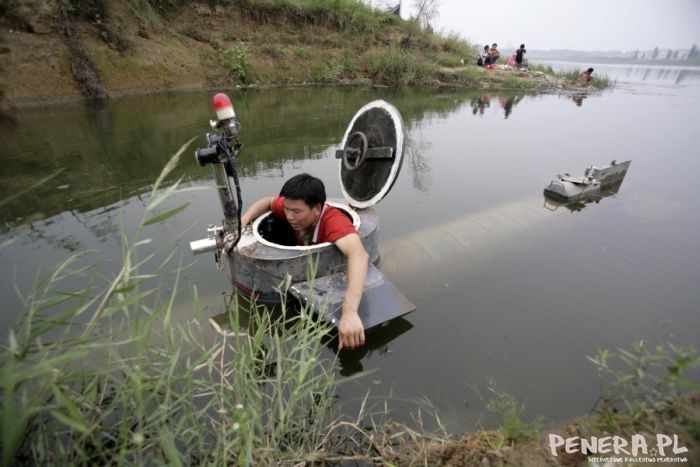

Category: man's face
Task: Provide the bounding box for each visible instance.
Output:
[283,198,321,231]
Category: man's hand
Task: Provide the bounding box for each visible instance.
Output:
[338,307,365,350]
[240,196,274,227]
[334,233,369,350]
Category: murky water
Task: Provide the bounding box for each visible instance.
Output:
[2,63,699,430]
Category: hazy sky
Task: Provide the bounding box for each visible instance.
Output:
[409,0,700,52]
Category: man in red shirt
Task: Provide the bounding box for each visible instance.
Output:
[240,173,368,350]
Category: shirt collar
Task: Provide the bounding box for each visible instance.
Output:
[311,204,328,243]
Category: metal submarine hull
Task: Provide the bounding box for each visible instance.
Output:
[220,99,415,331]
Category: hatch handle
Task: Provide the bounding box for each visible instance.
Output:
[340,131,369,171]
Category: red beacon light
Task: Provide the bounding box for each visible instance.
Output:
[213,93,236,121]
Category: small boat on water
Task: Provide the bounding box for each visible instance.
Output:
[543,160,631,204]
[190,95,415,331]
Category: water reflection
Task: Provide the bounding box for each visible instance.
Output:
[626,65,700,85]
[332,318,414,376]
[1,88,472,228]
[470,94,491,116]
[499,95,523,118]
[674,68,699,85]
[470,93,525,118]
[571,93,587,106]
[406,143,432,192]
[536,60,700,87]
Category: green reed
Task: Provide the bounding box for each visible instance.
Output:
[0,141,345,466]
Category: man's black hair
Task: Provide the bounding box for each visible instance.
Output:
[279,173,326,208]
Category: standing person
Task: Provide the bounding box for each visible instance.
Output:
[579,67,594,86]
[515,44,528,70]
[240,173,369,350]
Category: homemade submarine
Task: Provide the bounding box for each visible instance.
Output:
[190,93,415,330]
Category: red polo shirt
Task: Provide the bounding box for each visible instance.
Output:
[271,196,357,245]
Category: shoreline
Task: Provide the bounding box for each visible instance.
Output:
[0,75,594,111]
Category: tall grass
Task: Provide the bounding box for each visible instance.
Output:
[366,49,437,86]
[587,341,699,429]
[234,0,393,32]
[0,141,350,465]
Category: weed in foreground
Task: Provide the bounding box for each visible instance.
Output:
[587,341,700,432]
[485,390,545,444]
[0,141,345,465]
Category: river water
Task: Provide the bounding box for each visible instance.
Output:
[1,62,699,431]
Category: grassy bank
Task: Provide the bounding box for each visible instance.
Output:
[0,0,600,107]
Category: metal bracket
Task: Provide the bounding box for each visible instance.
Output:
[335,147,394,160]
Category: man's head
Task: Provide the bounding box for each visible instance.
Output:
[279,173,326,231]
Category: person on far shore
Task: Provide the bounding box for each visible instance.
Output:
[515,44,529,70]
[484,42,500,68]
[579,67,594,86]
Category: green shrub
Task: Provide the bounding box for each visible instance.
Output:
[501,74,532,91]
[309,62,341,83]
[439,32,475,56]
[486,391,544,443]
[293,46,310,60]
[220,41,250,83]
[340,52,359,73]
[434,52,463,68]
[448,67,482,87]
[366,49,436,85]
[588,341,700,420]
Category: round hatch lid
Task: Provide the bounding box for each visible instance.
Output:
[337,100,405,209]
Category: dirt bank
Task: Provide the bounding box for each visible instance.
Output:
[0,1,587,109]
[379,393,700,466]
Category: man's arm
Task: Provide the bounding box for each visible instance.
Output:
[240,196,275,227]
[333,233,369,350]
